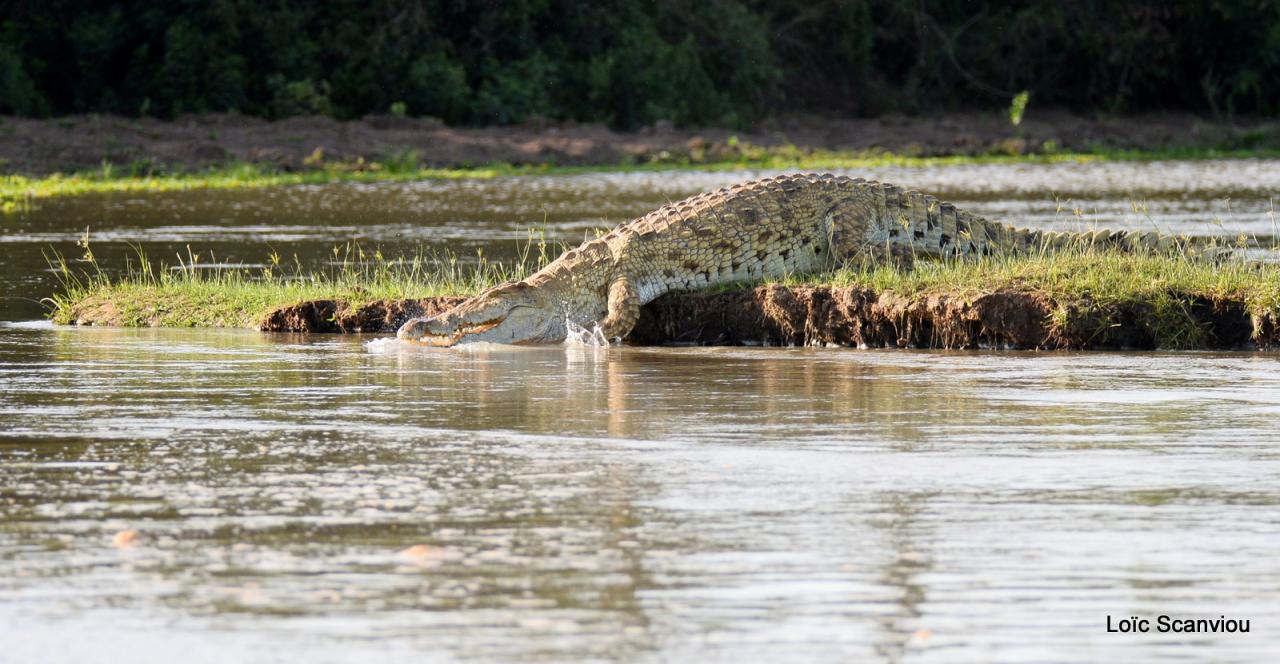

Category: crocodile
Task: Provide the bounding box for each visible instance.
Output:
[397,172,1187,346]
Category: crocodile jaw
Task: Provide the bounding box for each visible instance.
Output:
[403,319,502,347]
[396,303,570,346]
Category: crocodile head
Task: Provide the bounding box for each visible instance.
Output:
[396,281,571,346]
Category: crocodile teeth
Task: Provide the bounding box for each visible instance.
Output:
[416,334,460,347]
[412,319,502,347]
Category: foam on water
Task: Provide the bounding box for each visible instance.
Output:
[366,336,538,353]
[363,337,402,353]
[563,316,613,348]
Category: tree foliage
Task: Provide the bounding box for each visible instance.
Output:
[0,1,1277,127]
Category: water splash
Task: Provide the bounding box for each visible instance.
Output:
[368,336,530,353]
[364,337,402,353]
[564,317,613,348]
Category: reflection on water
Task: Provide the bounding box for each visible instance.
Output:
[3,162,1279,660]
[4,160,1280,320]
[2,323,1278,661]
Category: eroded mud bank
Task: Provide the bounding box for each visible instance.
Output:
[259,296,468,334]
[253,285,1275,350]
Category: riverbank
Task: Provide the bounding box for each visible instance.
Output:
[51,251,1280,350]
[0,151,1116,213]
[4,110,1279,211]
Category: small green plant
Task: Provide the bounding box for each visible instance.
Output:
[303,147,325,168]
[381,150,420,174]
[126,159,159,177]
[1009,90,1031,127]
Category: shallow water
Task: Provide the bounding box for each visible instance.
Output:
[2,323,1278,662]
[2,162,1280,662]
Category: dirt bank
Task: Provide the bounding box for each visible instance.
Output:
[4,111,1277,175]
[238,286,1273,351]
[259,296,468,333]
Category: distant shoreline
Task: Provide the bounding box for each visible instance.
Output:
[4,110,1279,213]
[3,110,1278,176]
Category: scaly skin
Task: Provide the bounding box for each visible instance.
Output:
[397,172,1188,346]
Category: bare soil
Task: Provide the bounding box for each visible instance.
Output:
[3,111,1277,175]
[626,285,1263,350]
[258,296,468,333]
[229,287,1269,350]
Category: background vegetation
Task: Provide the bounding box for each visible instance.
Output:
[2,1,1278,128]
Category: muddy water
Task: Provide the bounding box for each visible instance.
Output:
[3,162,1280,662]
[2,324,1279,661]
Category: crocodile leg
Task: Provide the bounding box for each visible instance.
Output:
[822,196,881,267]
[600,275,641,340]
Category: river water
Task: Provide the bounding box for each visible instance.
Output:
[2,162,1279,662]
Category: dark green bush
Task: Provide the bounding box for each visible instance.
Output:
[403,53,471,123]
[0,0,1276,127]
[267,76,332,118]
[0,30,47,115]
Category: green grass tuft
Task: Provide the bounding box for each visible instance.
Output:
[46,235,558,328]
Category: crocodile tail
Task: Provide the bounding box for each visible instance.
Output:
[1002,226,1231,258]
[892,190,1050,258]
[942,215,1225,260]
[920,209,1095,257]
[888,188,1228,260]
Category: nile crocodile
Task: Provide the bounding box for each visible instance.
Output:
[397,172,1188,346]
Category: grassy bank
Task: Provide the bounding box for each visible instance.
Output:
[8,143,1280,213]
[47,243,539,328]
[809,251,1280,348]
[48,245,1280,349]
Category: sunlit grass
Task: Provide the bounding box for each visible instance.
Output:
[1,160,510,213]
[803,249,1278,306]
[47,233,559,328]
